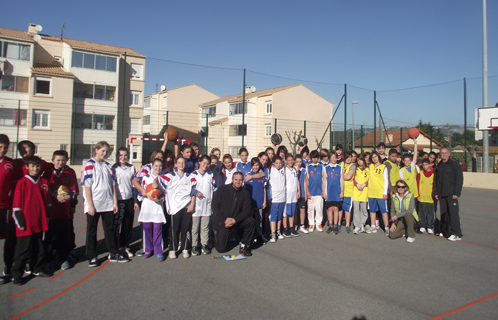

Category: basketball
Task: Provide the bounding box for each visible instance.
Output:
[271,133,283,145]
[408,128,420,139]
[57,185,70,195]
[145,184,162,198]
[165,127,179,141]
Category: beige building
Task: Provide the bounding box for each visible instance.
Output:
[200,84,334,160]
[0,24,145,168]
[353,129,443,153]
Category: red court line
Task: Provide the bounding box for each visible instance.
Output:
[428,292,498,319]
[49,271,65,280]
[10,287,35,299]
[424,234,498,250]
[7,261,109,320]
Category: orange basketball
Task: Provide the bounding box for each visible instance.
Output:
[145,184,162,198]
[165,127,179,141]
[408,128,420,139]
[57,185,70,195]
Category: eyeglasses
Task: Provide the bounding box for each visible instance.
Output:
[396,186,406,189]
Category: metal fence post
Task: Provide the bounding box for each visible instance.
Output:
[400,128,403,151]
[205,115,209,155]
[361,125,364,153]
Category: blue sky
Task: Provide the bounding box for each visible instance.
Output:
[4,0,498,129]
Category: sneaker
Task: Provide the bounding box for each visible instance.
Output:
[419,227,426,233]
[309,225,314,233]
[88,257,98,268]
[299,225,309,234]
[337,224,341,232]
[385,227,390,237]
[192,247,201,256]
[201,245,212,255]
[61,260,70,271]
[117,254,130,263]
[360,226,366,233]
[284,229,292,238]
[135,249,144,257]
[317,225,323,232]
[143,252,152,259]
[270,233,277,243]
[68,250,79,261]
[326,226,334,234]
[346,226,352,234]
[182,250,190,259]
[108,254,118,262]
[290,229,300,237]
[239,245,253,257]
[334,225,339,235]
[367,226,377,234]
[406,237,415,243]
[157,254,165,262]
[353,227,360,235]
[427,228,434,235]
[277,230,285,240]
[448,235,461,242]
[259,235,269,243]
[24,264,31,275]
[33,271,51,277]
[125,248,134,258]
[169,251,177,259]
[3,267,11,277]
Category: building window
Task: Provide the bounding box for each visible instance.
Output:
[202,106,216,118]
[229,102,247,115]
[73,82,115,101]
[132,150,139,160]
[129,91,140,106]
[1,75,29,93]
[143,115,150,125]
[34,77,51,95]
[229,124,246,136]
[1,42,30,61]
[71,51,117,72]
[130,64,143,80]
[143,98,150,108]
[163,97,168,109]
[130,118,141,134]
[0,109,27,126]
[265,124,272,137]
[266,101,272,114]
[228,146,244,158]
[60,144,68,151]
[74,113,114,130]
[210,126,215,137]
[163,115,167,125]
[34,144,39,155]
[33,110,49,128]
[74,143,114,162]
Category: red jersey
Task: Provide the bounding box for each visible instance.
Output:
[65,165,80,196]
[43,167,77,220]
[0,156,16,209]
[12,175,50,237]
[14,158,53,180]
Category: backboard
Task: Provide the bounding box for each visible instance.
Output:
[477,106,498,131]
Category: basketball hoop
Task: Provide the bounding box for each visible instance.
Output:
[488,126,498,130]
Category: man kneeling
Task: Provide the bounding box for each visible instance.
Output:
[389,180,418,243]
[212,172,255,256]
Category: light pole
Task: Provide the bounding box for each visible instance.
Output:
[352,101,359,150]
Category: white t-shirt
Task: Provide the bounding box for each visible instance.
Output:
[285,166,299,204]
[399,162,416,179]
[81,158,115,213]
[269,166,286,203]
[224,167,237,185]
[113,163,136,201]
[138,173,166,223]
[158,171,196,215]
[191,170,215,217]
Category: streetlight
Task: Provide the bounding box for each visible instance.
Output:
[352,101,359,150]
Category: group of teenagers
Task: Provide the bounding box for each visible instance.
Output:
[0,130,464,286]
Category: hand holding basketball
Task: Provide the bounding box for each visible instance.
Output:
[145,184,162,199]
[165,127,179,141]
[408,128,419,139]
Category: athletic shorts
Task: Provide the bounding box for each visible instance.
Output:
[342,197,353,212]
[297,197,306,210]
[285,203,296,217]
[325,201,343,209]
[270,202,285,222]
[368,198,388,214]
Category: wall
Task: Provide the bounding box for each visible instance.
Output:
[463,172,498,189]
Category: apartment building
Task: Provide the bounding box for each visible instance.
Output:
[0,24,145,168]
[199,84,334,160]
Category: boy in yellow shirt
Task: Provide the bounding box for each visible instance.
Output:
[417,159,435,234]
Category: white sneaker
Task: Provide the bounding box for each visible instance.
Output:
[448,235,461,242]
[182,250,190,258]
[125,248,134,258]
[299,225,309,234]
[419,227,426,233]
[309,225,314,233]
[353,227,360,235]
[360,226,365,233]
[427,228,434,235]
[277,230,285,240]
[406,237,415,243]
[169,251,177,259]
[270,233,277,243]
[317,225,323,232]
[367,226,377,234]
[384,227,390,237]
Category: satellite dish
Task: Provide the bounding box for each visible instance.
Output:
[33,35,41,42]
[250,86,256,93]
[35,25,43,32]
[160,85,166,91]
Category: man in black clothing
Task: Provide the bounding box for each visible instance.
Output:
[212,172,255,256]
[433,148,463,241]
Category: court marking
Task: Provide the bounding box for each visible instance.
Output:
[428,292,498,319]
[10,287,35,299]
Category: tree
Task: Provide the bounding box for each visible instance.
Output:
[417,120,448,147]
[451,130,478,147]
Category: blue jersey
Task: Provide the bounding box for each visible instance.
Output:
[298,167,306,198]
[306,163,324,196]
[185,158,198,173]
[302,158,311,168]
[263,166,271,200]
[245,171,267,208]
[236,161,252,177]
[324,164,342,202]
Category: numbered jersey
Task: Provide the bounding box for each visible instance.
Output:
[306,163,324,196]
[367,163,386,199]
[353,167,369,202]
[402,164,419,198]
[343,163,356,197]
[418,172,433,203]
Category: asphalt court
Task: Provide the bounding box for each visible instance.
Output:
[1,187,497,320]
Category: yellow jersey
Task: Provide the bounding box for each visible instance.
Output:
[353,167,369,202]
[343,163,355,197]
[367,163,386,199]
[401,165,419,198]
[418,172,434,203]
[384,160,400,188]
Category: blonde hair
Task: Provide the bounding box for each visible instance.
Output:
[93,141,110,156]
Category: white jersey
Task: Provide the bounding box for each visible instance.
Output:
[112,163,136,200]
[81,158,115,213]
[224,167,237,185]
[138,173,166,223]
[269,166,286,203]
[158,171,196,215]
[285,166,299,204]
[191,170,215,217]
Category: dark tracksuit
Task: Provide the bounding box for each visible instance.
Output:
[433,158,463,237]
